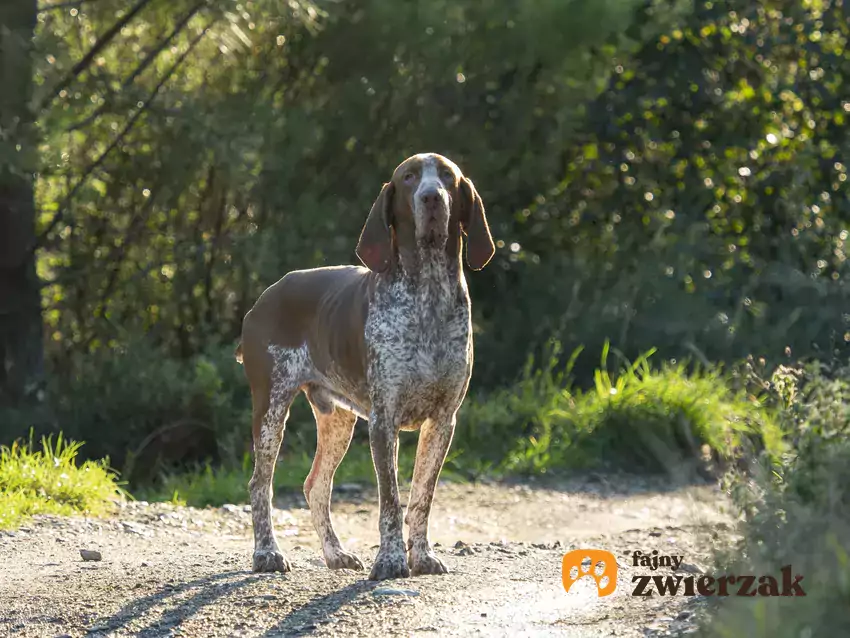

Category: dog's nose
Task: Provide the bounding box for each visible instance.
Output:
[419,188,442,209]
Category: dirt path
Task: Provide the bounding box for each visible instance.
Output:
[0,475,735,637]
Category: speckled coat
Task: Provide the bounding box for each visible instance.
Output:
[236,153,494,581]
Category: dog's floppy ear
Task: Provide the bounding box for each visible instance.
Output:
[460,177,495,271]
[356,181,395,272]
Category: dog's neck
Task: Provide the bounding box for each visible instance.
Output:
[395,233,461,281]
[389,233,465,314]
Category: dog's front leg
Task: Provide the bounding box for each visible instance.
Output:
[368,407,410,580]
[405,415,454,575]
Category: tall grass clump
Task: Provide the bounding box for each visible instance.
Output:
[454,341,782,478]
[0,432,127,529]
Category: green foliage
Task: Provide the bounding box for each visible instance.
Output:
[31,0,645,380]
[38,338,251,483]
[0,431,126,529]
[4,0,848,482]
[454,341,782,477]
[30,0,848,389]
[139,342,783,505]
[476,0,850,382]
[696,360,850,638]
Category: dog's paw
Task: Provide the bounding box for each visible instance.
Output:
[253,549,292,573]
[409,548,448,576]
[326,549,365,571]
[369,548,410,581]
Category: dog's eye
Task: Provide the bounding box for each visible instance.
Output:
[440,169,454,182]
[403,171,417,184]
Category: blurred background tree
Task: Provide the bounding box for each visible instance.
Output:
[0,0,847,483]
[1,0,43,407]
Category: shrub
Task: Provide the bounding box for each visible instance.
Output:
[0,337,257,485]
[696,360,850,637]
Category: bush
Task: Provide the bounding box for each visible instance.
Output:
[695,359,850,637]
[0,432,126,529]
[1,337,257,485]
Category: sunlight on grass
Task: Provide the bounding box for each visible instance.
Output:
[136,342,784,506]
[137,444,438,508]
[456,340,783,477]
[0,432,127,529]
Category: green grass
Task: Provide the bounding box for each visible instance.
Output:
[455,341,783,478]
[0,432,127,529]
[137,342,785,507]
[136,440,470,508]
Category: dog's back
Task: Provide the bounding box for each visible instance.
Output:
[237,265,375,386]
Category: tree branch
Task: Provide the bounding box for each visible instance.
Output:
[68,0,207,132]
[40,0,157,112]
[38,0,105,11]
[30,21,215,256]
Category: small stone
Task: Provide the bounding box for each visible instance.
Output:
[121,521,149,536]
[454,540,467,549]
[373,587,419,597]
[677,562,705,574]
[80,549,102,562]
[222,504,240,513]
[677,611,692,620]
[252,594,277,601]
[336,483,363,493]
[456,546,474,556]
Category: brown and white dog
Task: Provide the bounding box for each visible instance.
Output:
[236,153,494,580]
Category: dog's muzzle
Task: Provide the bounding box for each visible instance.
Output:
[415,185,450,244]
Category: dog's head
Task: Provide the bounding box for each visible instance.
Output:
[356,153,495,273]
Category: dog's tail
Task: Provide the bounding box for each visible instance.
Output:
[234,341,244,364]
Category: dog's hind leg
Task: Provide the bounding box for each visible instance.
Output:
[246,345,305,573]
[304,400,363,570]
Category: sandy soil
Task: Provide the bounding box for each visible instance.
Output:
[0,474,737,637]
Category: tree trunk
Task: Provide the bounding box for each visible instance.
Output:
[0,0,44,407]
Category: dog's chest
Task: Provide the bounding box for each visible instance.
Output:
[366,278,471,405]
